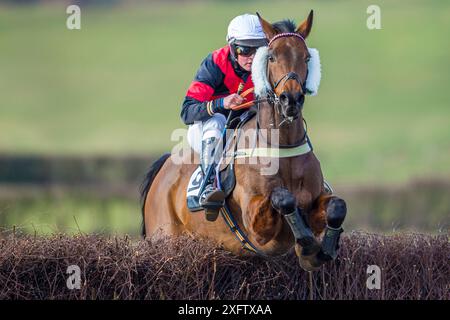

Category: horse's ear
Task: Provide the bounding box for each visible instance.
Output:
[256,12,276,40]
[296,10,313,39]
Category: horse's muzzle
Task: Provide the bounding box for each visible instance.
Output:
[280,91,304,118]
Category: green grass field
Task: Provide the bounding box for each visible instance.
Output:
[1,0,449,184]
[0,195,139,235]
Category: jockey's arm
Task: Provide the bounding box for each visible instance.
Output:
[181,53,235,125]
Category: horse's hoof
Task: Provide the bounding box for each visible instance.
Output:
[298,255,322,272]
[295,237,321,256]
[299,239,321,257]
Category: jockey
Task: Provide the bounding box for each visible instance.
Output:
[181,14,267,220]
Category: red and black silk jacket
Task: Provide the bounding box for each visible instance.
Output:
[180,45,255,125]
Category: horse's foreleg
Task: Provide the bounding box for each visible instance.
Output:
[302,194,347,264]
[317,196,347,262]
[291,194,346,271]
[270,187,321,259]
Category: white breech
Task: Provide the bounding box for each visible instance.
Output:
[187,114,227,154]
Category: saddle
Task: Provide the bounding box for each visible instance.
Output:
[186,109,256,212]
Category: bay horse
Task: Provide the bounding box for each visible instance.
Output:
[141,11,347,271]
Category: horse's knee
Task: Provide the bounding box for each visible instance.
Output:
[326,197,347,228]
[270,187,296,214]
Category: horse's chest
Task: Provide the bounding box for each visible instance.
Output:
[276,158,307,186]
[241,160,307,193]
[266,159,318,206]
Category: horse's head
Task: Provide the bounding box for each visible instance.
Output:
[253,11,320,122]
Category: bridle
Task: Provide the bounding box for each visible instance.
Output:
[267,32,308,91]
[256,32,310,148]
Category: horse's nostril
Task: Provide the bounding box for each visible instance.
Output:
[296,93,305,106]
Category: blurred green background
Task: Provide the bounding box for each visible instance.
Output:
[0,0,449,235]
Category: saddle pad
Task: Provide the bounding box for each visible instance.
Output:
[186,164,236,212]
[186,166,204,212]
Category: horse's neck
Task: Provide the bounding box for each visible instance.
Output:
[257,102,305,147]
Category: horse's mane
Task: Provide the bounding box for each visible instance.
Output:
[272,19,297,33]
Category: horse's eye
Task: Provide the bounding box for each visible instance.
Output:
[268,54,275,63]
[305,56,311,63]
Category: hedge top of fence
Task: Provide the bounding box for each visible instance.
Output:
[0,231,448,300]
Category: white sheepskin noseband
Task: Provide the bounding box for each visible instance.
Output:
[251,46,321,97]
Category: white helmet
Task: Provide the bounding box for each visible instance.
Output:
[226,14,268,47]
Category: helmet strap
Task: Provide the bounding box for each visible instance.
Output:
[229,43,238,62]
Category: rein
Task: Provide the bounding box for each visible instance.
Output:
[230,87,261,110]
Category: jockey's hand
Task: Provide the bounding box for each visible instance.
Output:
[223,93,245,110]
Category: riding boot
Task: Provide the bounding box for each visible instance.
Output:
[199,137,225,222]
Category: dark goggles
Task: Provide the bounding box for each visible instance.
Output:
[234,45,258,57]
